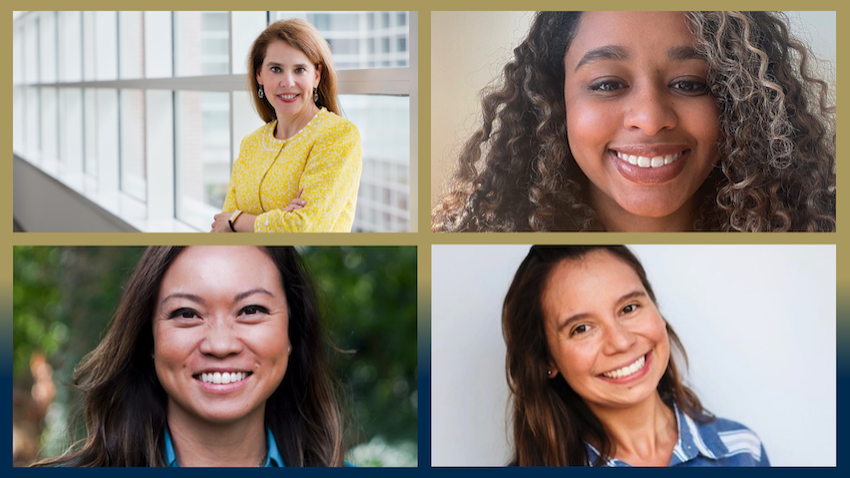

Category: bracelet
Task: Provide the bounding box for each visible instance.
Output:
[228,210,243,232]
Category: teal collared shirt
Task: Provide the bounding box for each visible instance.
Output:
[164,427,285,467]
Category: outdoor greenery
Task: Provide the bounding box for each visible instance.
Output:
[12,246,417,466]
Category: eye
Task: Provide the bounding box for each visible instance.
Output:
[169,308,199,320]
[270,66,281,73]
[570,323,592,337]
[239,305,269,317]
[589,79,627,93]
[670,79,709,95]
[295,67,306,74]
[621,303,640,314]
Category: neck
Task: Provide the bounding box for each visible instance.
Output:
[587,393,677,466]
[166,405,267,467]
[590,188,696,232]
[275,103,320,141]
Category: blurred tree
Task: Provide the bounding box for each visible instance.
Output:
[13,246,417,465]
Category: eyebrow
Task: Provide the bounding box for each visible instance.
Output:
[161,288,275,306]
[573,45,704,72]
[267,62,311,69]
[556,290,649,331]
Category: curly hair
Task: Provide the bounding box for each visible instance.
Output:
[431,12,835,232]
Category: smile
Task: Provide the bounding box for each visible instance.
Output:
[614,150,684,168]
[278,94,299,100]
[601,354,647,379]
[194,371,252,384]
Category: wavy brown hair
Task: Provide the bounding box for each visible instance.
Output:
[432,12,835,232]
[503,246,708,466]
[248,19,341,121]
[33,247,345,467]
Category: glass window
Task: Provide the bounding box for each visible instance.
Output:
[174,11,229,77]
[340,94,410,232]
[39,12,58,84]
[94,11,118,80]
[119,89,147,201]
[25,88,40,157]
[13,87,25,153]
[40,88,58,161]
[144,11,173,78]
[231,11,266,75]
[58,12,82,83]
[24,15,39,84]
[59,88,83,172]
[272,11,409,69]
[175,91,231,230]
[83,89,97,177]
[118,11,144,79]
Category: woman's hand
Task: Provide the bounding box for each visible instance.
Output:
[281,189,307,212]
[211,212,234,233]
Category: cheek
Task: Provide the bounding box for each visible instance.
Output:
[565,96,615,166]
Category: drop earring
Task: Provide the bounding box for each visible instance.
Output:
[313,89,318,103]
[258,85,265,99]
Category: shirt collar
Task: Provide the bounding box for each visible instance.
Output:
[165,426,285,467]
[585,403,729,466]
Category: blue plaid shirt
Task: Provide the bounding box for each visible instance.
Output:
[586,404,770,467]
[164,426,285,467]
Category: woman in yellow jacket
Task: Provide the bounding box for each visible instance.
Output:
[211,19,361,233]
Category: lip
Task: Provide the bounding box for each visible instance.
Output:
[276,93,300,104]
[610,149,689,185]
[597,351,653,385]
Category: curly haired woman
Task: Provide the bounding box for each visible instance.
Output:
[431,12,835,232]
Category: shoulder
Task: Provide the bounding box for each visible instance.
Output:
[239,122,276,149]
[315,109,360,142]
[702,416,768,464]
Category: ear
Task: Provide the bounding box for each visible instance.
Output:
[547,363,559,380]
[314,64,322,89]
[256,70,262,87]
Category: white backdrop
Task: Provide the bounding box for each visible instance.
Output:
[431,245,836,466]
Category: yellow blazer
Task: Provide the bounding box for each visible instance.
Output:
[222,108,362,232]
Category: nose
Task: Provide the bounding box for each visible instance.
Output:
[603,321,637,355]
[623,85,677,135]
[279,71,295,88]
[199,322,243,358]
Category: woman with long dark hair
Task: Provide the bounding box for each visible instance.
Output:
[433,12,835,232]
[33,246,345,466]
[502,246,769,466]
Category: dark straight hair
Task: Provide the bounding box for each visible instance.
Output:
[33,246,345,467]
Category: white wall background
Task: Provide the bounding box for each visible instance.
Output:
[430,11,837,207]
[431,245,836,466]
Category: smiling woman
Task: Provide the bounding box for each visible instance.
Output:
[211,19,362,233]
[30,246,346,467]
[431,11,835,232]
[502,246,769,466]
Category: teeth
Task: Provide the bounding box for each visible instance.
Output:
[279,94,297,100]
[616,151,683,168]
[199,372,247,384]
[602,355,646,379]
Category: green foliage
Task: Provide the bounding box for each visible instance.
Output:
[300,246,417,445]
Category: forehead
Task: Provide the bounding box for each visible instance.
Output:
[263,40,311,64]
[159,246,283,295]
[541,251,645,318]
[565,11,696,65]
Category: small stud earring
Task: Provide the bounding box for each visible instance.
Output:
[258,85,265,99]
[547,370,552,376]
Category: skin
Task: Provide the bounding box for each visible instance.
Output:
[212,40,320,233]
[541,250,676,465]
[153,246,291,466]
[563,12,721,232]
